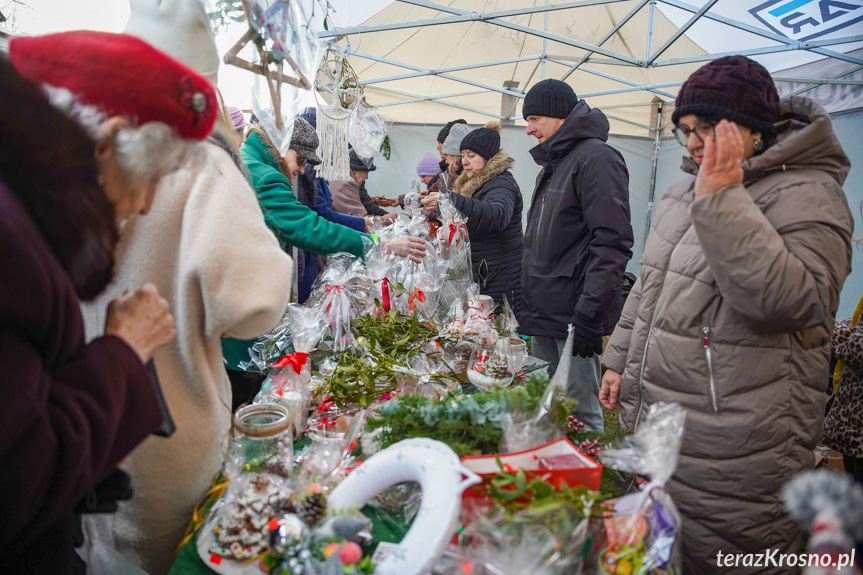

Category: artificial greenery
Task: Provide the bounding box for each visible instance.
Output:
[209,0,246,31]
[319,311,446,408]
[379,134,392,160]
[352,310,436,358]
[365,373,577,456]
[321,349,400,409]
[482,457,610,525]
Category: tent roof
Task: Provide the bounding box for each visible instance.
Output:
[318,0,863,135]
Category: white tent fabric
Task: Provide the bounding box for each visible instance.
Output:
[316,0,863,315]
[318,0,863,136]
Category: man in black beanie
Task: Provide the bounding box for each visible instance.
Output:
[520,79,633,432]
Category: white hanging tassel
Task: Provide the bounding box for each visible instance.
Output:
[316,103,351,182]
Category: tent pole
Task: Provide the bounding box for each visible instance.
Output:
[645,101,664,248]
[542,0,549,80]
[645,0,656,62]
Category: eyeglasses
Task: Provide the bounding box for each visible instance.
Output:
[672,121,718,147]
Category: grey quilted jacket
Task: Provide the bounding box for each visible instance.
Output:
[603,97,853,574]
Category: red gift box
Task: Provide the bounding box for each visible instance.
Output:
[459,437,602,518]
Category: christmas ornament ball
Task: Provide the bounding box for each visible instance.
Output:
[339,541,363,565]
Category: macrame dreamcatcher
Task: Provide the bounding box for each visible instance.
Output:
[350,101,389,166]
[314,47,361,181]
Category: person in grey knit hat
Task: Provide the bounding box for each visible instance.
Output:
[442,122,471,157]
[423,122,471,195]
[289,117,323,167]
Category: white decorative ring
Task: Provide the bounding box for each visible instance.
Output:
[327,438,479,575]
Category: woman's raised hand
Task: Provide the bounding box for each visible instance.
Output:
[421,191,440,211]
[694,120,745,199]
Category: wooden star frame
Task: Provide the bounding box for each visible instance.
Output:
[222,0,312,131]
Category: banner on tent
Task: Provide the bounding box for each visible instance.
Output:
[750,0,863,42]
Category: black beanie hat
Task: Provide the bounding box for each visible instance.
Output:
[437,118,467,144]
[672,56,780,136]
[522,79,577,120]
[460,121,501,161]
[349,148,376,171]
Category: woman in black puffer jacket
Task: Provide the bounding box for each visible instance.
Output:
[423,121,524,317]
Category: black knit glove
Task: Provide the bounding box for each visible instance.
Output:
[571,311,604,358]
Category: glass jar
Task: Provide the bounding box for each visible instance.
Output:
[508,337,528,372]
[466,343,514,390]
[230,403,294,478]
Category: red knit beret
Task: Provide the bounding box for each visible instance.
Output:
[9,31,216,141]
[672,55,780,136]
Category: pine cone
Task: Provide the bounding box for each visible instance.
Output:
[296,492,327,526]
[485,355,510,379]
[275,497,297,515]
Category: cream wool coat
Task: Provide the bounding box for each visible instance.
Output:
[81,140,292,575]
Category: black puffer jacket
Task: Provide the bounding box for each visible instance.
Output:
[448,151,523,316]
[521,100,633,338]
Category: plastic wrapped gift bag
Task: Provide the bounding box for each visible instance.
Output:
[593,402,685,575]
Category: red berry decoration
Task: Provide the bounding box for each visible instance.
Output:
[339,542,362,565]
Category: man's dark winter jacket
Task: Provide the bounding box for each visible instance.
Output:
[521,100,633,338]
[448,151,523,316]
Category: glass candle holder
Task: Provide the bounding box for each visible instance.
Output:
[230,403,294,478]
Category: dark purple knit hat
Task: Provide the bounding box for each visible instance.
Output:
[672,56,780,135]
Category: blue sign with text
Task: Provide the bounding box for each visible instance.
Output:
[750,0,863,41]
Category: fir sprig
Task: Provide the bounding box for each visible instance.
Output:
[365,374,577,456]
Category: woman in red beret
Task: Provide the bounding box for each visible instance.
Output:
[601,56,854,573]
[0,31,217,574]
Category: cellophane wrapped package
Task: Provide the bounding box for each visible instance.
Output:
[592,402,685,575]
[307,254,361,351]
[435,192,473,317]
[255,305,327,438]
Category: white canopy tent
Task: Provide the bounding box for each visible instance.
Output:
[316,0,863,134]
[311,0,863,317]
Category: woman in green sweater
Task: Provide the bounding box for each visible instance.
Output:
[225,119,425,407]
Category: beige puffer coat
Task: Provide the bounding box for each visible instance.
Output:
[603,97,853,574]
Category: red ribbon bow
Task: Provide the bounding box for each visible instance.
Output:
[325,284,345,293]
[408,288,426,312]
[381,277,391,312]
[448,223,459,247]
[270,351,309,373]
[315,396,336,414]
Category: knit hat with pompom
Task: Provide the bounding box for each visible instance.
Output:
[460,121,502,161]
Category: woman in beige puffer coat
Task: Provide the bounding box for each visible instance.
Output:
[601,56,853,574]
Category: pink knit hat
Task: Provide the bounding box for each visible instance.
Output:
[227,106,247,132]
[416,151,441,176]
